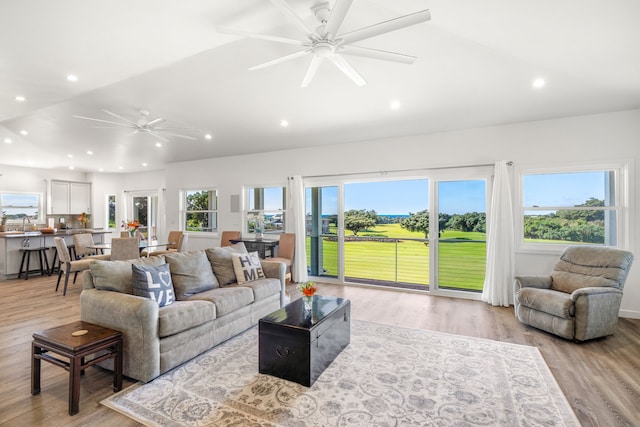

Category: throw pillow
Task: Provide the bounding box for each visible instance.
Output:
[131,263,175,307]
[89,256,167,294]
[231,251,265,285]
[165,250,219,300]
[205,242,248,285]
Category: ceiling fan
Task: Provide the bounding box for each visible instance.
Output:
[218,0,430,87]
[73,109,198,143]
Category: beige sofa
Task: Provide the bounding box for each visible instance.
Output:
[80,245,286,382]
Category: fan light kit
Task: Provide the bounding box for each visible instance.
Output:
[73,109,198,142]
[219,0,430,87]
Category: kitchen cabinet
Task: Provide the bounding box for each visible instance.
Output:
[50,180,91,214]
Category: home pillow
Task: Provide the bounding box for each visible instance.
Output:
[90,256,167,294]
[165,250,219,300]
[131,263,175,307]
[205,242,248,285]
[231,251,266,285]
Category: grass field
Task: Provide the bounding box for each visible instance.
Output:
[306,224,486,291]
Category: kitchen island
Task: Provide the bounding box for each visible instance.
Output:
[0,229,110,280]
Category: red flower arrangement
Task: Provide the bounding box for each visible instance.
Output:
[298,281,318,297]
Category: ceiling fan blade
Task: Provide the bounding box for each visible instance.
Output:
[148,131,169,142]
[217,27,306,46]
[269,0,318,39]
[301,55,323,88]
[340,45,416,64]
[73,115,133,127]
[328,55,366,86]
[145,117,164,127]
[323,0,353,40]
[338,9,430,45]
[101,109,138,126]
[249,49,310,71]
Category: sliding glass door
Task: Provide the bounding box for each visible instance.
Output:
[305,186,339,278]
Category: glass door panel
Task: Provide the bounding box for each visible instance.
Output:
[436,180,487,292]
[305,186,339,278]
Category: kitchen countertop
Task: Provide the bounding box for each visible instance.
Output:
[0,229,110,238]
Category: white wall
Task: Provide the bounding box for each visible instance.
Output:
[164,109,640,318]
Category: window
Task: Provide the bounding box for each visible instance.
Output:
[183,189,217,233]
[107,195,116,229]
[519,165,625,250]
[0,192,42,224]
[246,187,285,234]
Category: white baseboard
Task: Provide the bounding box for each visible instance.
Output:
[619,309,640,319]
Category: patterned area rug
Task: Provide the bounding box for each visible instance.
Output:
[102,320,579,426]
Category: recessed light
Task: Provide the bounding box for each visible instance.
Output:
[4,138,12,144]
[68,166,75,170]
[280,120,289,127]
[86,150,93,155]
[205,134,212,140]
[98,168,104,172]
[15,95,25,102]
[20,130,28,136]
[66,74,78,82]
[67,154,73,158]
[119,166,124,170]
[390,100,401,110]
[142,162,148,167]
[532,77,546,89]
[155,142,162,147]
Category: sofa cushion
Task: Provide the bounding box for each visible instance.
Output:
[206,242,247,286]
[518,287,575,318]
[165,250,219,300]
[187,286,254,317]
[90,256,166,294]
[227,278,281,302]
[157,300,216,338]
[132,263,175,307]
[231,251,265,284]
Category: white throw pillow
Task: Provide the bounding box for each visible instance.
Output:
[231,251,265,284]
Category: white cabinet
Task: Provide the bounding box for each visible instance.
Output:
[50,181,91,214]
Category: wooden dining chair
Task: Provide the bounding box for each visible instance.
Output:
[54,237,95,296]
[220,230,240,247]
[110,238,140,261]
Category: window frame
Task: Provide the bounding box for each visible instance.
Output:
[244,185,286,236]
[181,187,218,235]
[515,161,629,254]
[0,191,44,225]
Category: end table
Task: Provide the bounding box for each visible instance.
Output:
[31,320,123,416]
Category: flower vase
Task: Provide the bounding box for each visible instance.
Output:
[129,229,136,238]
[303,295,313,312]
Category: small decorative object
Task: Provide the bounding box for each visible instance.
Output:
[71,329,88,337]
[77,212,90,228]
[298,281,318,312]
[0,212,6,232]
[122,219,140,237]
[249,211,265,238]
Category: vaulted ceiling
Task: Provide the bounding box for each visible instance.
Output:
[1,0,639,173]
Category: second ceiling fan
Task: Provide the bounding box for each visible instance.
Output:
[219,0,430,87]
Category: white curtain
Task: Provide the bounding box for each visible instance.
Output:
[286,176,308,283]
[481,161,515,307]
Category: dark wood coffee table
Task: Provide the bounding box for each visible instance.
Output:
[259,295,350,387]
[31,320,123,415]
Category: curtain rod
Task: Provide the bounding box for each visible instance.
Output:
[296,161,512,180]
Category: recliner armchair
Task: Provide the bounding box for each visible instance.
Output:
[514,245,633,341]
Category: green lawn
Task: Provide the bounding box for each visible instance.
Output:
[307,224,486,291]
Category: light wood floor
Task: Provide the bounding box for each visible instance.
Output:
[1,274,639,426]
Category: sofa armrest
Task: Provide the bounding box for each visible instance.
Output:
[261,260,287,307]
[571,287,624,341]
[80,288,161,382]
[514,276,552,290]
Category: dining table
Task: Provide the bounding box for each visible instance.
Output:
[88,240,173,256]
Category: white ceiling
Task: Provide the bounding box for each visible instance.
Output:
[1,0,639,173]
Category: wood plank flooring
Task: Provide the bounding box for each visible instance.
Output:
[1,274,638,426]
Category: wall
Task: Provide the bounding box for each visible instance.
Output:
[164,109,640,318]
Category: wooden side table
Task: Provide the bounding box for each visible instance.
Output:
[31,320,123,416]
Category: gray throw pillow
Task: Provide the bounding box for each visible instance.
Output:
[165,250,219,300]
[132,263,175,307]
[90,256,167,294]
[231,251,265,284]
[206,242,248,286]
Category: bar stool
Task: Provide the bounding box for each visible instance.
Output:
[18,247,50,280]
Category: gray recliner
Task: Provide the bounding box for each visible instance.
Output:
[514,246,633,341]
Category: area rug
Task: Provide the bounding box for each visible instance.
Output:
[102,320,580,426]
